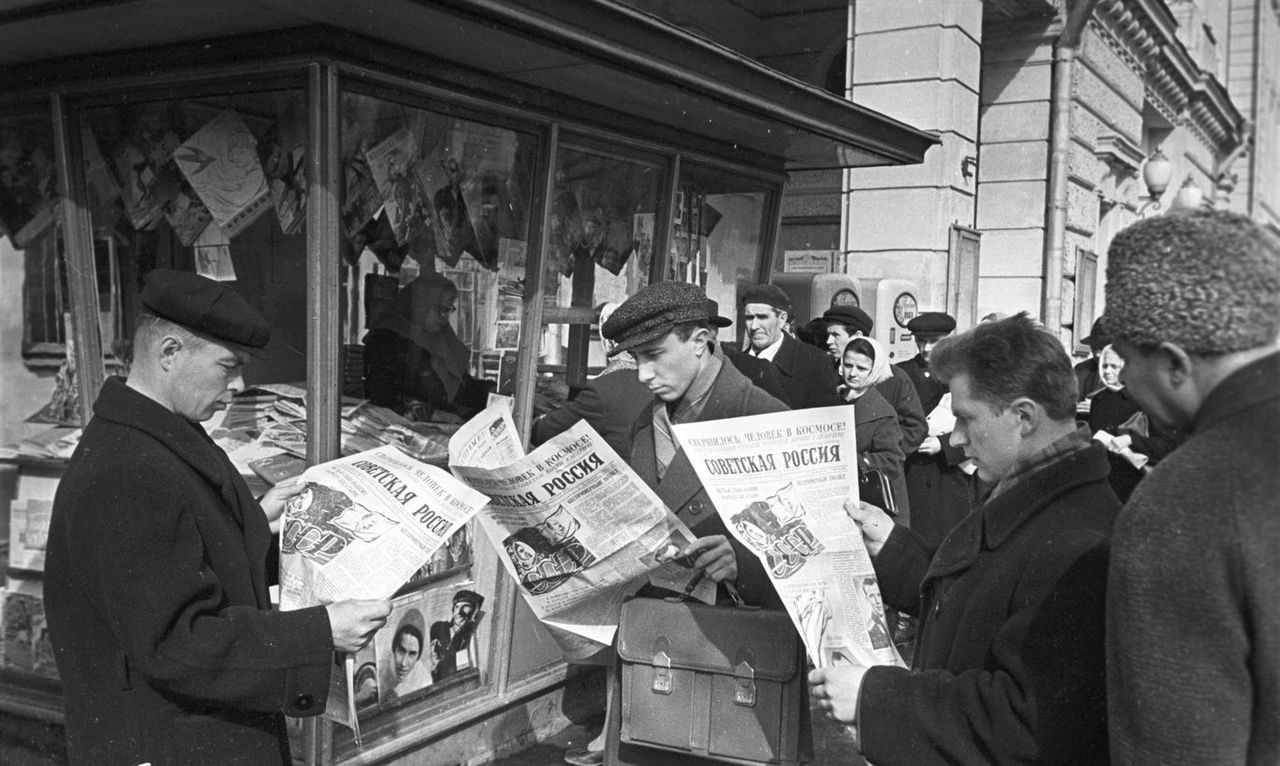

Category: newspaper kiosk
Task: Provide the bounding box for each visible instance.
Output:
[0,2,933,763]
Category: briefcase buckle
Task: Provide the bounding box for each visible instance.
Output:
[652,639,673,695]
[734,657,757,707]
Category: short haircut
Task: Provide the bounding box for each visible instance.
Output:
[1105,209,1280,355]
[670,319,713,342]
[133,310,203,354]
[931,313,1077,421]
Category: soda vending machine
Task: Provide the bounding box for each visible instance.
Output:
[770,273,920,362]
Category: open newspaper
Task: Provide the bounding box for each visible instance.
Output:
[448,401,713,658]
[277,444,488,741]
[672,406,906,670]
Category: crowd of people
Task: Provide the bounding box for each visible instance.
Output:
[40,208,1276,766]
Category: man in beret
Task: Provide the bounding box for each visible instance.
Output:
[896,311,979,549]
[599,281,799,764]
[740,283,843,409]
[45,269,391,765]
[1103,210,1279,765]
[822,304,928,503]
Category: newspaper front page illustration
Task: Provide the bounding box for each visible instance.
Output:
[277,444,488,739]
[672,406,906,670]
[448,402,712,658]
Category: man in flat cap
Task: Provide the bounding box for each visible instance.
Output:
[740,283,842,409]
[896,311,979,549]
[45,269,391,766]
[822,304,928,499]
[1103,210,1279,765]
[599,281,800,764]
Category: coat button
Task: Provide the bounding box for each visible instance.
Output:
[295,693,314,710]
[688,501,702,515]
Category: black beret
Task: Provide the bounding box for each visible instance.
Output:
[140,269,270,353]
[705,299,732,328]
[739,284,791,313]
[822,305,873,335]
[453,589,484,608]
[601,281,709,355]
[906,312,956,335]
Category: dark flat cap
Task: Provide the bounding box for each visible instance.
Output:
[740,284,791,313]
[906,312,956,335]
[601,281,709,355]
[453,589,484,607]
[822,305,873,335]
[705,298,732,328]
[141,269,270,353]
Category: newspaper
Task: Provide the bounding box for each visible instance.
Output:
[448,402,712,657]
[277,444,488,738]
[671,406,905,670]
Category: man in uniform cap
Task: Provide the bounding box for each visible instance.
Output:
[739,283,843,409]
[45,269,391,765]
[896,311,979,548]
[1103,210,1279,765]
[599,281,802,765]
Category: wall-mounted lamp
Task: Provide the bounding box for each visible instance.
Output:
[960,155,977,182]
[1173,175,1204,210]
[1137,147,1172,215]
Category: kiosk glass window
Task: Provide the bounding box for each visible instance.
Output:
[79,88,312,424]
[535,143,664,404]
[667,162,771,345]
[336,90,538,717]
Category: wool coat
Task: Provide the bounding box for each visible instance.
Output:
[1107,352,1280,765]
[858,441,1119,766]
[45,379,333,766]
[763,333,844,410]
[606,359,801,766]
[848,386,908,520]
[897,354,979,547]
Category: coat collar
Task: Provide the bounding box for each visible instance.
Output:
[769,334,800,375]
[923,442,1112,582]
[92,378,254,528]
[1191,351,1280,436]
[633,361,759,511]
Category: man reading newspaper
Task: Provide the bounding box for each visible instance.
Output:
[810,314,1119,765]
[595,280,795,766]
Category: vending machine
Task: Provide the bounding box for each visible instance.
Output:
[769,273,921,362]
[855,278,919,362]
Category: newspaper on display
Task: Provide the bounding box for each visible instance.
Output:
[277,444,488,740]
[448,401,713,658]
[671,406,906,670]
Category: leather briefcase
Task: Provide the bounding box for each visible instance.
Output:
[616,597,807,765]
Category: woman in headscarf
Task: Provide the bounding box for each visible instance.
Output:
[1086,344,1182,501]
[840,337,907,512]
[362,272,492,421]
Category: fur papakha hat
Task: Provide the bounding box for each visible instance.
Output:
[1104,209,1280,355]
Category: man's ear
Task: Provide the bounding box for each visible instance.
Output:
[690,326,713,351]
[156,334,184,371]
[1008,396,1040,435]
[1155,341,1194,385]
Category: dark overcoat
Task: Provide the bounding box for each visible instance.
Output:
[45,379,333,766]
[606,360,800,765]
[1108,353,1280,765]
[858,441,1119,766]
[849,387,908,525]
[897,354,978,547]
[767,334,844,410]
